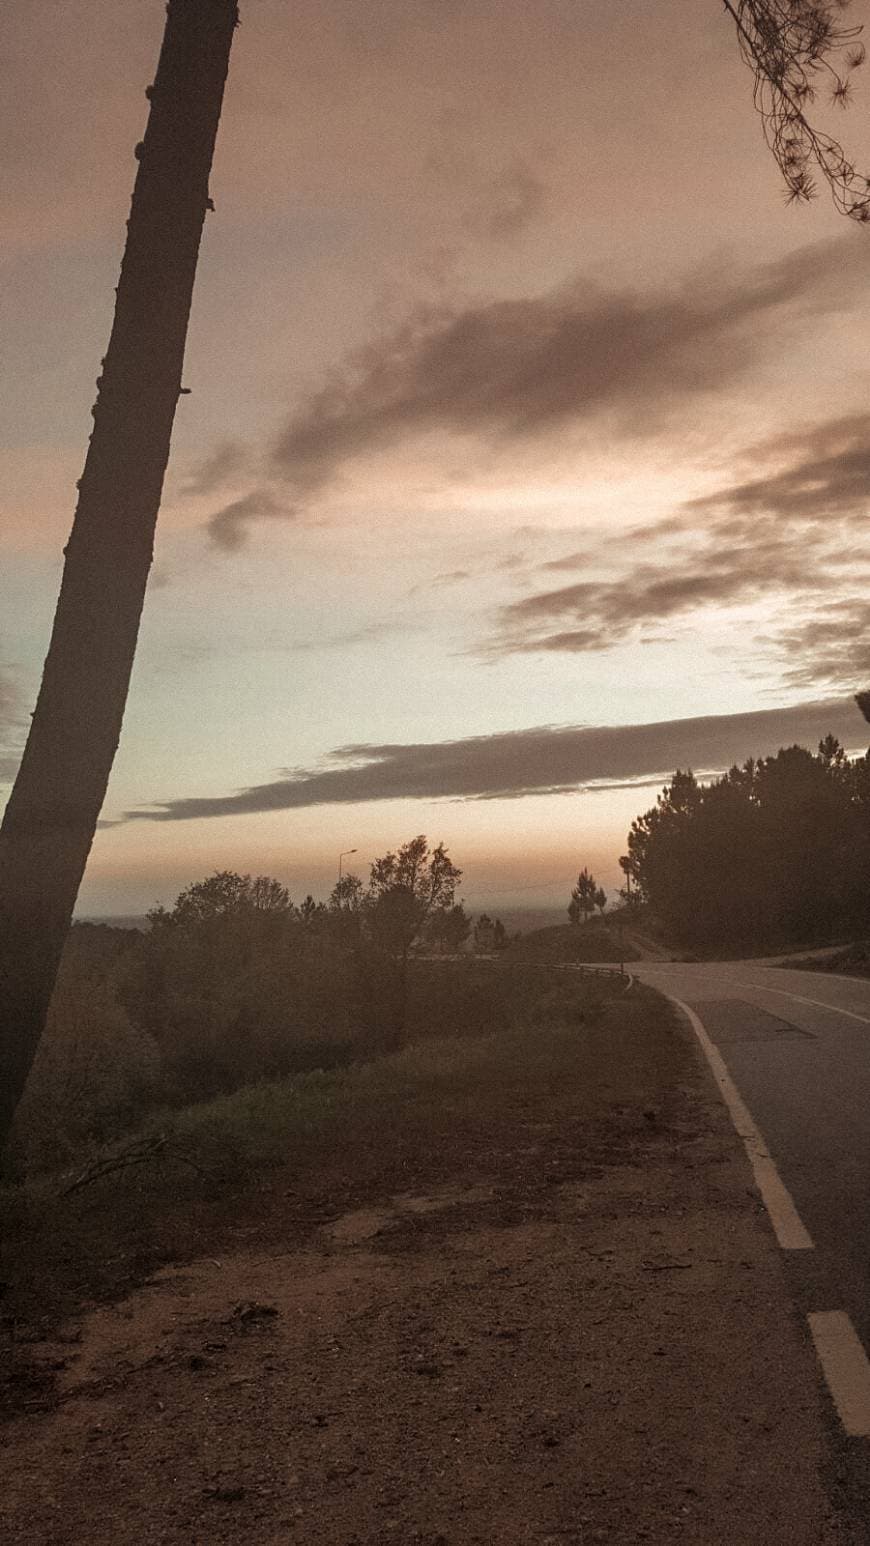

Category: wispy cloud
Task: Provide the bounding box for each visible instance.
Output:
[290,620,414,652]
[765,600,870,690]
[206,235,866,547]
[182,440,249,498]
[487,410,870,679]
[123,697,864,822]
[490,546,834,658]
[685,412,870,533]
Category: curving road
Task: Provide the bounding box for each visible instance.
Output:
[633,960,870,1437]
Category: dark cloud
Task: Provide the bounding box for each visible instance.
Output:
[212,235,865,546]
[539,550,590,572]
[124,697,863,822]
[686,412,870,535]
[765,600,870,690]
[492,548,819,655]
[208,488,290,551]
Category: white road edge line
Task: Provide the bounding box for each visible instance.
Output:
[731,979,870,1027]
[808,1311,870,1437]
[668,995,814,1251]
[639,964,870,1027]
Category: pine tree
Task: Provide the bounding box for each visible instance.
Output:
[0,1,239,1150]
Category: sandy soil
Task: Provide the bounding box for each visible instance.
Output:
[0,1072,855,1545]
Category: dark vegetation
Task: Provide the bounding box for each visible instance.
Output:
[7,838,531,1180]
[568,867,607,924]
[2,824,662,1427]
[788,941,870,978]
[0,944,651,1354]
[621,735,870,955]
[508,922,638,966]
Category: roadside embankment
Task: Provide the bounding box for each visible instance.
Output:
[0,971,854,1543]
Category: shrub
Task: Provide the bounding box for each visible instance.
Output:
[15,962,160,1172]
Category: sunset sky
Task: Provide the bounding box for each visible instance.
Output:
[3,0,870,916]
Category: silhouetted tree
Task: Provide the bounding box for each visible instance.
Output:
[492,918,508,950]
[425,902,472,954]
[149,870,291,927]
[329,836,462,1048]
[626,737,870,951]
[328,874,365,914]
[617,854,637,910]
[569,867,599,924]
[366,837,461,961]
[474,914,496,952]
[120,869,363,1098]
[0,1,239,1151]
[299,895,326,929]
[594,887,607,918]
[724,0,870,218]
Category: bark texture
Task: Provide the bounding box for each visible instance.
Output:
[0,0,239,1150]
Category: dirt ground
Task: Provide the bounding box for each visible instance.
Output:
[0,994,861,1544]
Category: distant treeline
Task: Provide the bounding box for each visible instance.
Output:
[621,735,870,954]
[14,838,513,1172]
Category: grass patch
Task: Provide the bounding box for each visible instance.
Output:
[505,922,639,964]
[787,940,870,977]
[1,966,685,1375]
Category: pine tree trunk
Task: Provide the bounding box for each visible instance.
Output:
[0,0,238,1151]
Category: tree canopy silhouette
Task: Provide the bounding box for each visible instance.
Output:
[622,735,870,952]
[568,867,600,925]
[327,836,462,1049]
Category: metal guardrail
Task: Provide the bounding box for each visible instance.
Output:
[553,964,635,991]
[415,954,635,991]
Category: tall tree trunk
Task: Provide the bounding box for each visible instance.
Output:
[0,0,239,1151]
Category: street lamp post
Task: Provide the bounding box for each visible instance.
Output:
[338,848,358,881]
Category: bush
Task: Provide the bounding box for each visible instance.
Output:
[17,857,608,1178]
[505,922,637,965]
[118,913,363,1101]
[14,952,160,1173]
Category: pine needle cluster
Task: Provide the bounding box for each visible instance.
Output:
[725,1,870,219]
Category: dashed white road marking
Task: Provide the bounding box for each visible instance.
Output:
[648,974,870,1438]
[668,995,814,1251]
[808,1311,870,1437]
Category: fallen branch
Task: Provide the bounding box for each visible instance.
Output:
[60,1131,218,1198]
[62,1134,170,1196]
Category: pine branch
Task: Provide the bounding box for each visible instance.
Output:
[724,0,870,220]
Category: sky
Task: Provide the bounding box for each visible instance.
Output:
[3,0,870,916]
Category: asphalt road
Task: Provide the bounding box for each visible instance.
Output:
[633,960,870,1360]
